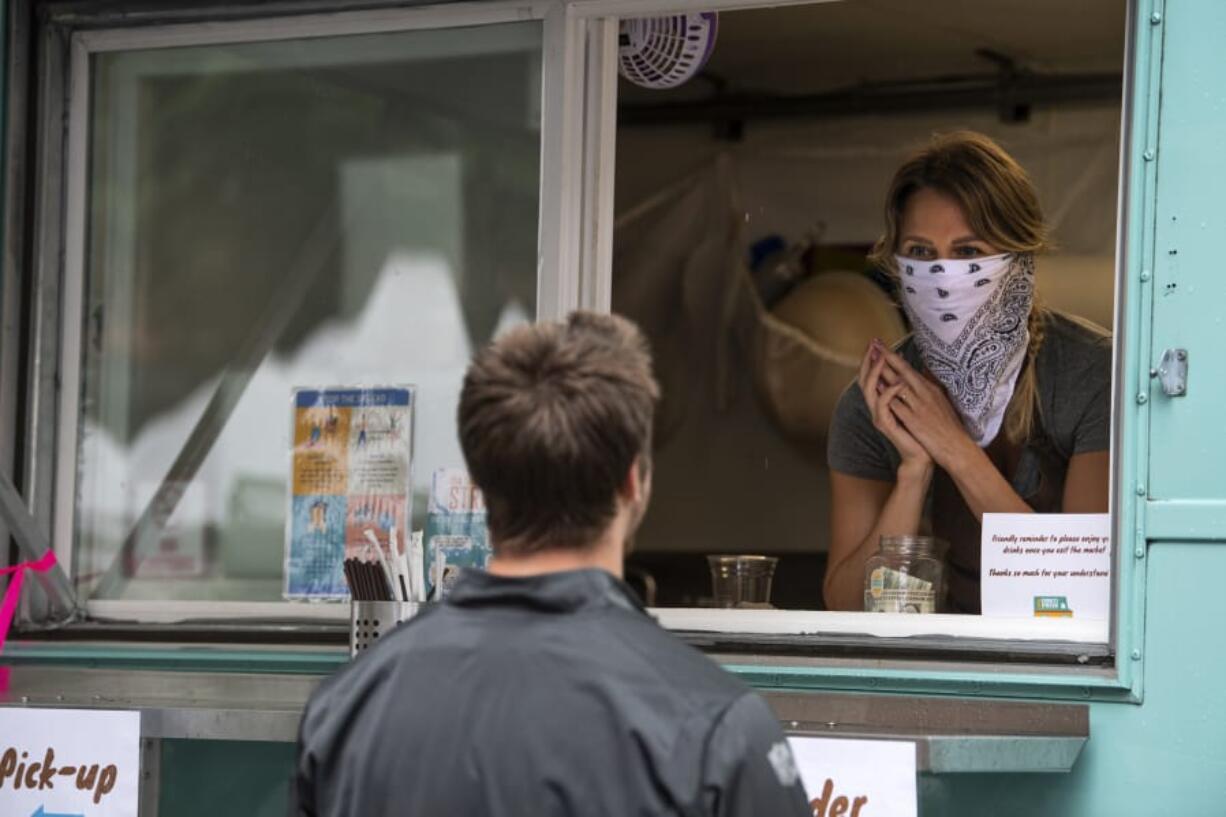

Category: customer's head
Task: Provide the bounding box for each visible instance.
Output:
[458,312,659,557]
[869,130,1049,271]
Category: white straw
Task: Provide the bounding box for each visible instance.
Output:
[363,528,395,598]
[410,531,425,602]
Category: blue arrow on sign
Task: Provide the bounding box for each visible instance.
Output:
[32,807,85,817]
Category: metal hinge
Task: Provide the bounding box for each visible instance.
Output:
[1150,348,1188,397]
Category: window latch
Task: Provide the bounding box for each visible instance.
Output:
[1150,348,1188,397]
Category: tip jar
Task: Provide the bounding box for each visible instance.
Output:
[863,535,948,613]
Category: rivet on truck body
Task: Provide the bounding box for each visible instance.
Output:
[1140,269,1152,282]
[1132,650,1142,660]
[1150,11,1161,24]
[1136,393,1148,404]
[1143,149,1155,161]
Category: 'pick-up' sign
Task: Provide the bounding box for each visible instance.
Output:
[0,708,138,817]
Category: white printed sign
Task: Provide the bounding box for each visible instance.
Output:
[0,708,140,817]
[981,513,1112,620]
[787,737,917,817]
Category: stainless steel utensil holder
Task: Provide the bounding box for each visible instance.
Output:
[350,600,422,657]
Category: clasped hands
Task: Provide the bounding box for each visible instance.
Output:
[857,339,977,475]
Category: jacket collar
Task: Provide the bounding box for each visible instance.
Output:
[446,568,645,615]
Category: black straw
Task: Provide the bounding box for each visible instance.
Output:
[344,557,395,601]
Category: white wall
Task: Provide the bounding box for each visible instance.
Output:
[618,106,1121,254]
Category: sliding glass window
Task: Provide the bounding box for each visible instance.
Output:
[65,20,543,606]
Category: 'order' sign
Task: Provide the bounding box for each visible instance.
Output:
[0,708,139,817]
[787,736,917,817]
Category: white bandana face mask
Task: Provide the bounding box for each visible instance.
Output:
[895,252,1035,446]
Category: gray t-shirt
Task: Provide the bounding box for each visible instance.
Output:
[827,311,1112,612]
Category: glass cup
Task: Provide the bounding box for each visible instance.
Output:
[707,555,778,608]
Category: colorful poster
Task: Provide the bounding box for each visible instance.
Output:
[284,386,414,600]
[424,468,491,599]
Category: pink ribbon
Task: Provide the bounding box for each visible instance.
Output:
[0,550,57,657]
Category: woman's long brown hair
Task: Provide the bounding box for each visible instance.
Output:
[870,131,1050,445]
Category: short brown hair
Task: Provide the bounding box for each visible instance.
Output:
[870,131,1050,445]
[457,312,659,555]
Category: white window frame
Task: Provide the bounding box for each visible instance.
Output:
[47,0,592,624]
[31,0,1127,655]
[568,0,1125,650]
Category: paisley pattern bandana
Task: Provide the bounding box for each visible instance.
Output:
[895,252,1034,446]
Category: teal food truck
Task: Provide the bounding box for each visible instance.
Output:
[0,0,1222,813]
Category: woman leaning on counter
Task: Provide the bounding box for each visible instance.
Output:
[823,132,1111,614]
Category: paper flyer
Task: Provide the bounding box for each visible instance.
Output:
[0,708,141,817]
[980,513,1112,620]
[424,468,491,599]
[129,479,207,579]
[788,736,917,817]
[284,386,414,600]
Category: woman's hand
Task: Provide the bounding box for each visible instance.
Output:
[852,343,1034,537]
[874,345,977,471]
[858,341,931,477]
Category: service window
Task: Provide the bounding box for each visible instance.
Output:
[609,0,1127,657]
[27,7,544,617]
[9,0,1136,673]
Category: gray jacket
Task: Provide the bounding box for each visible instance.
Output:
[291,568,810,816]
